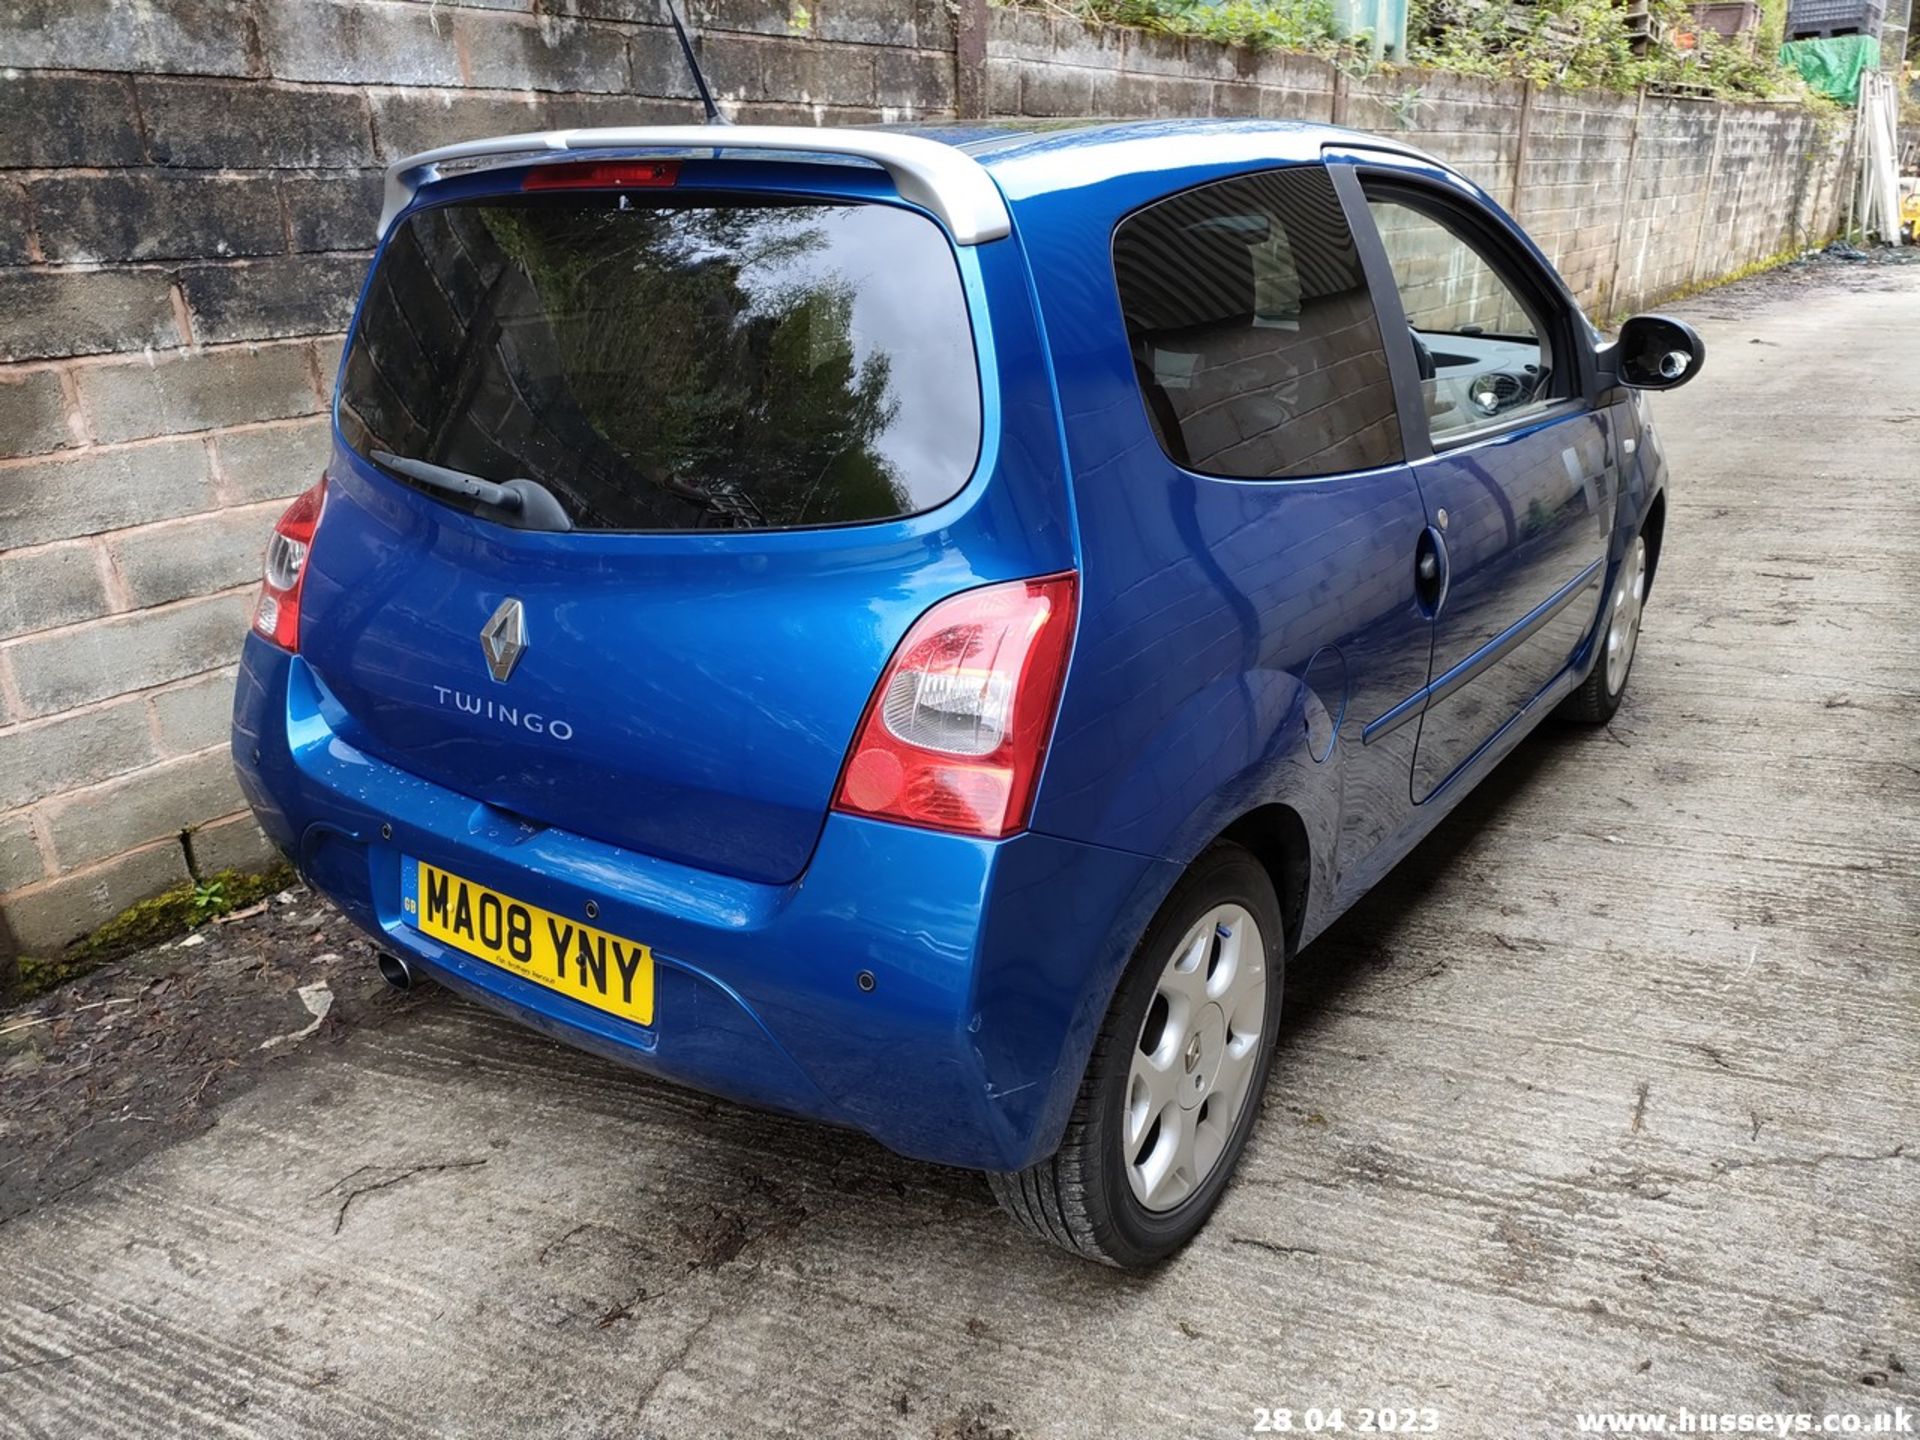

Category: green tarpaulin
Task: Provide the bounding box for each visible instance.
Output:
[1779,34,1881,105]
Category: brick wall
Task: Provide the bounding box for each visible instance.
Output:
[0,0,1847,961]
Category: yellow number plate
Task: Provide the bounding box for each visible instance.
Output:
[405,860,654,1027]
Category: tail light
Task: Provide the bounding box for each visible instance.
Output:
[832,573,1078,839]
[251,475,327,652]
[522,159,680,191]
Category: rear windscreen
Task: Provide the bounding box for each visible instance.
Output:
[337,193,982,531]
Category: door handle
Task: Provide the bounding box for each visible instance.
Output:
[1414,525,1449,617]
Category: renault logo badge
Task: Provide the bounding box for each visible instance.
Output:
[480,598,527,683]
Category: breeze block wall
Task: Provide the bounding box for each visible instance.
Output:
[987,9,1849,318]
[0,0,956,962]
[0,0,1848,963]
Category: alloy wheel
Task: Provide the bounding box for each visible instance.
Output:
[1123,903,1267,1212]
[1604,534,1648,697]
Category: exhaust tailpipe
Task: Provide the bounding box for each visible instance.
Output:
[376,951,421,992]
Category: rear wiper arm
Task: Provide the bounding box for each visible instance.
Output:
[371,451,573,532]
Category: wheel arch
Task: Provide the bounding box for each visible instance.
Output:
[1641,488,1667,601]
[1217,802,1311,962]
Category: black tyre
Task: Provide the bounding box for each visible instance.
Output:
[989,842,1284,1267]
[1559,529,1649,725]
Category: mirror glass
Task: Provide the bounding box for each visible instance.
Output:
[1616,314,1704,390]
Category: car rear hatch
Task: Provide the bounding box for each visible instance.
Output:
[292,148,1070,885]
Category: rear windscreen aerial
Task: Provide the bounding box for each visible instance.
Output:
[337,190,983,531]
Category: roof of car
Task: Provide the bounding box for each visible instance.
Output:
[885,116,1397,161]
[880,117,1437,198]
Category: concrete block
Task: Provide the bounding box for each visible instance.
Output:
[816,0,920,46]
[988,6,1053,63]
[179,255,368,345]
[741,101,880,126]
[140,77,376,168]
[0,371,77,460]
[910,0,954,51]
[1259,83,1330,121]
[760,39,873,102]
[0,73,144,167]
[1145,72,1207,114]
[1211,80,1264,117]
[688,0,794,37]
[151,669,239,756]
[1107,72,1161,119]
[630,26,704,97]
[694,31,766,98]
[986,56,1020,116]
[1018,62,1093,118]
[1045,15,1126,71]
[0,841,192,956]
[110,508,273,609]
[0,439,214,550]
[369,90,551,160]
[550,0,661,20]
[1121,27,1190,77]
[281,173,384,253]
[259,0,464,86]
[544,94,705,130]
[0,545,112,642]
[0,0,257,77]
[458,11,631,93]
[214,420,332,505]
[189,812,277,874]
[6,591,253,720]
[1179,32,1244,81]
[873,46,953,112]
[0,701,157,813]
[42,748,247,873]
[74,343,322,446]
[29,174,288,264]
[0,813,43,894]
[0,183,28,267]
[312,336,347,391]
[0,270,183,363]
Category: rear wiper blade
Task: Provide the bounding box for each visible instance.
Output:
[370,451,573,532]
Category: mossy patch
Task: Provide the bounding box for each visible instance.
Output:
[1604,241,1817,325]
[4,862,298,1008]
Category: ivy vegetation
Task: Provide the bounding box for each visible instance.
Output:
[1006,0,1828,102]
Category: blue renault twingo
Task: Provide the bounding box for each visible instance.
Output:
[232,118,1702,1266]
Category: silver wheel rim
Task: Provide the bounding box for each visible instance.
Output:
[1604,535,1647,698]
[1124,904,1267,1213]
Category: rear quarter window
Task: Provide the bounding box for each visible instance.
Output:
[1112,165,1402,480]
[338,192,982,531]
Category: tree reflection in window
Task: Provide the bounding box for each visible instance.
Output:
[340,196,980,532]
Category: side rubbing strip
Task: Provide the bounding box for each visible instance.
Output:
[1361,557,1606,745]
[1361,688,1428,747]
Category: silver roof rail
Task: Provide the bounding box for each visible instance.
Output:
[378,126,1013,245]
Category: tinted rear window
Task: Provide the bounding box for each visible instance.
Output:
[1112,166,1402,480]
[338,193,981,531]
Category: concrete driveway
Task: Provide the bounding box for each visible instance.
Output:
[2,260,1915,1440]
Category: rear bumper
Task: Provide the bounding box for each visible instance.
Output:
[231,637,1177,1171]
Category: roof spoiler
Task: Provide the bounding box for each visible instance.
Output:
[378,126,1013,245]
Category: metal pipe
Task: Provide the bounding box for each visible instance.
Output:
[376,951,420,992]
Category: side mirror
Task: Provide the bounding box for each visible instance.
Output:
[1608,313,1706,391]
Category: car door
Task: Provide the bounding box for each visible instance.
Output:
[1349,165,1616,803]
[1013,160,1440,887]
